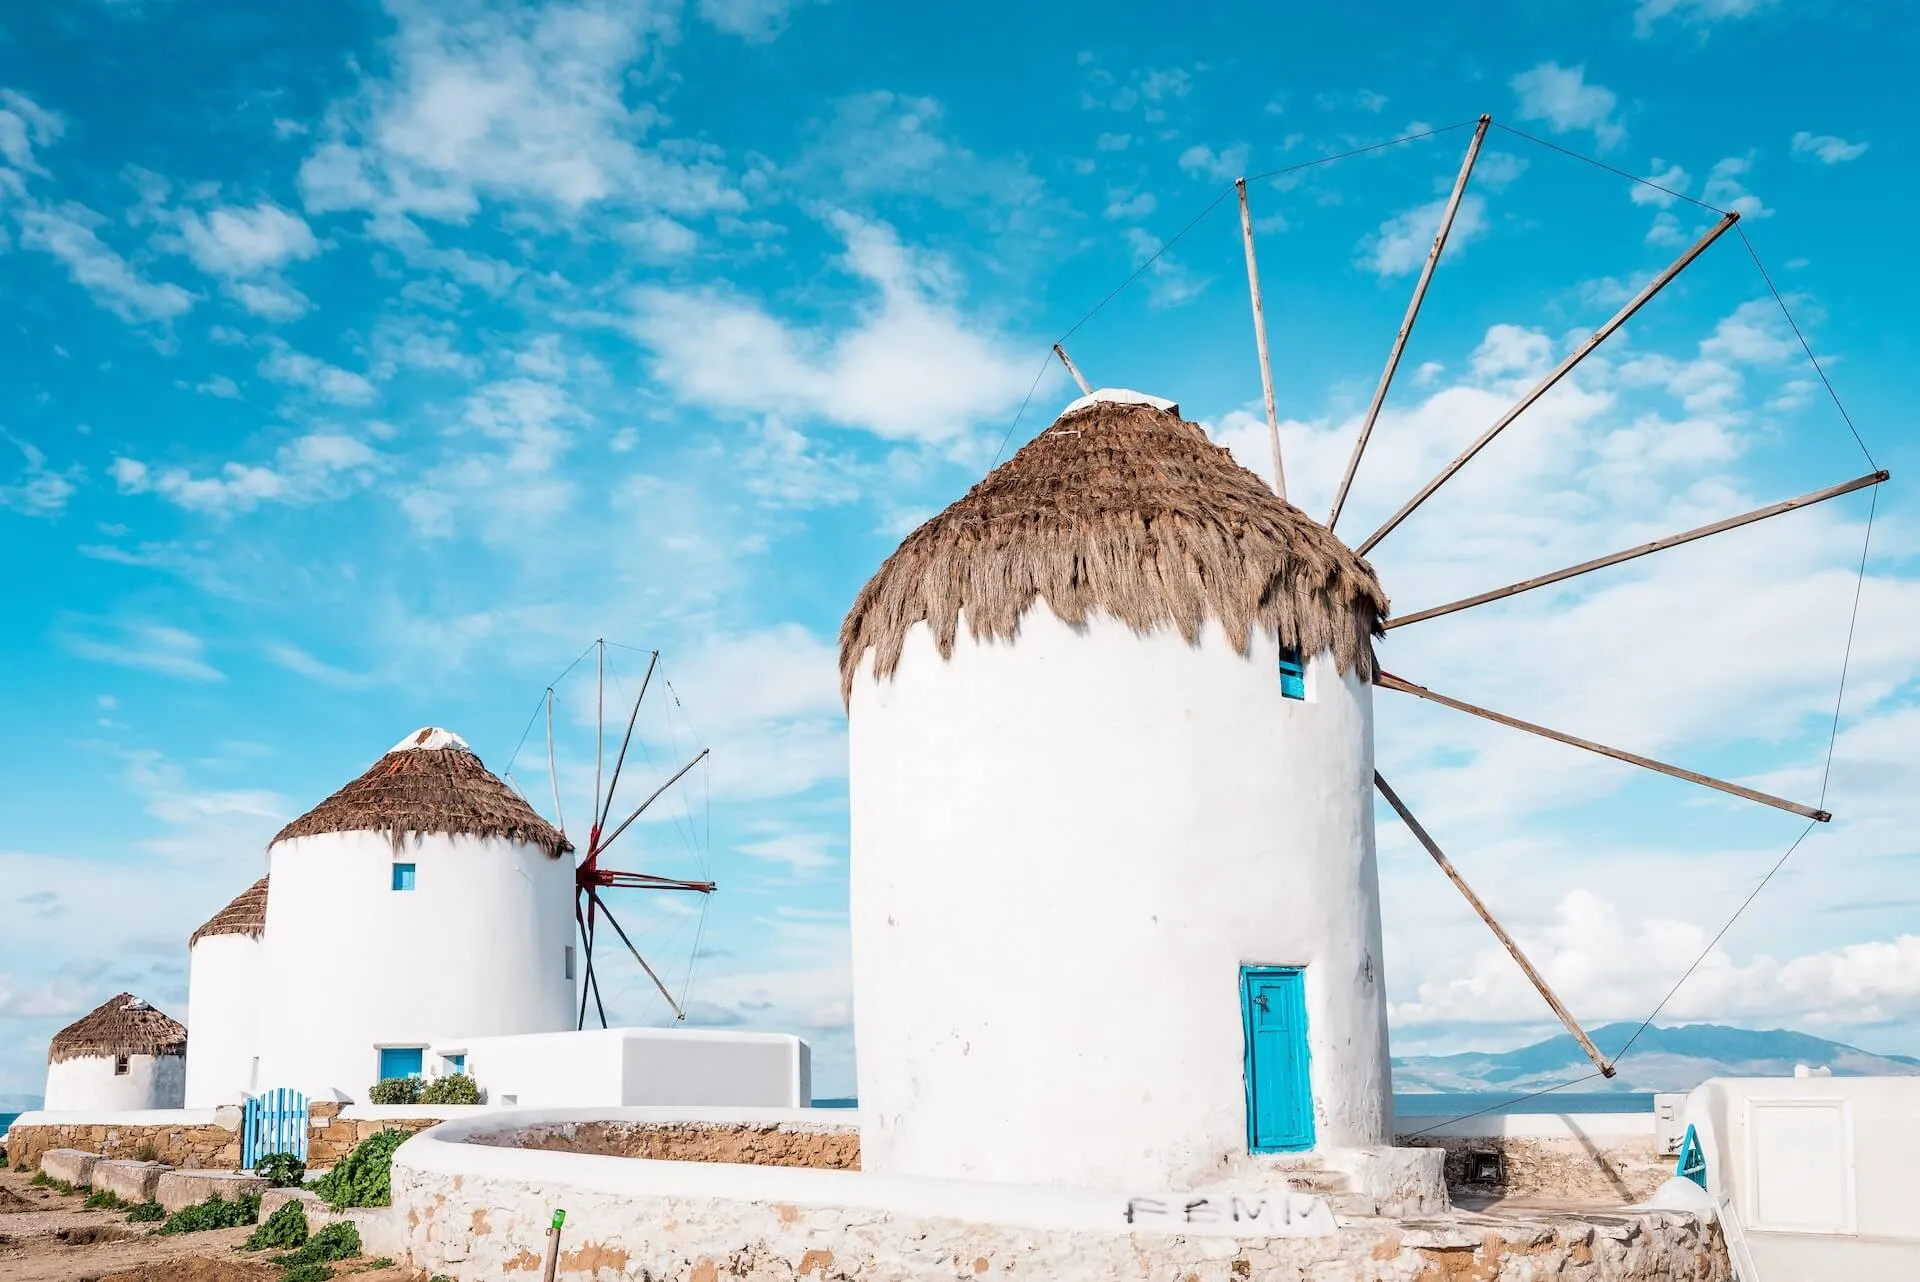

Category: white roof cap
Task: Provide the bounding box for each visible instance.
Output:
[388,726,470,754]
[1062,387,1180,418]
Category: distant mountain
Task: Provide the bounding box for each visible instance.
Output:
[1393,1023,1920,1094]
[0,1093,42,1111]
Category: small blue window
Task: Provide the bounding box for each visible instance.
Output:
[442,1053,466,1076]
[1278,647,1306,700]
[378,1047,423,1080]
[391,862,416,891]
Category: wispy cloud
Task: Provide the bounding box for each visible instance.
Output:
[1791,131,1868,165]
[1635,0,1777,38]
[1359,193,1489,277]
[59,618,225,682]
[110,431,381,515]
[1510,62,1625,150]
[16,204,195,323]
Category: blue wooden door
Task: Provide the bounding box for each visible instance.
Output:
[1241,966,1314,1152]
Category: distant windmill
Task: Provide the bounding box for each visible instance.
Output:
[516,640,715,1028]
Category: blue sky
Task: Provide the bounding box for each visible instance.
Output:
[2,0,1916,1101]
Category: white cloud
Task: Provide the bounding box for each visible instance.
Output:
[1122,225,1208,308]
[59,618,224,682]
[627,211,1035,445]
[227,279,312,321]
[1359,192,1489,277]
[0,88,63,176]
[176,202,319,276]
[265,642,377,688]
[300,0,739,223]
[194,375,241,399]
[1629,160,1690,207]
[1702,155,1771,219]
[15,204,195,324]
[258,339,378,404]
[1103,188,1155,221]
[1635,0,1776,37]
[698,0,803,42]
[1177,142,1248,182]
[111,431,380,515]
[0,435,79,517]
[618,214,699,258]
[1095,132,1131,152]
[1510,62,1625,149]
[1791,131,1868,165]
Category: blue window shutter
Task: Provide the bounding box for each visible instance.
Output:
[379,1046,424,1079]
[1278,646,1306,700]
[392,862,416,891]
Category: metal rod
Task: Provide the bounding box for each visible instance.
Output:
[545,688,565,837]
[595,890,686,1020]
[1357,211,1740,556]
[1388,469,1890,629]
[1376,670,1831,821]
[1052,343,1093,395]
[1375,772,1616,1077]
[1328,114,1490,532]
[597,650,660,833]
[1235,176,1286,499]
[598,748,712,852]
[593,640,604,843]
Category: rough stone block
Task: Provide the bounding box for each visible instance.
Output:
[92,1159,170,1203]
[260,1187,325,1220]
[330,1205,406,1258]
[156,1169,270,1212]
[40,1148,99,1187]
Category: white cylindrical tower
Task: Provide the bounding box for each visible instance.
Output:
[255,728,576,1101]
[842,390,1394,1192]
[184,877,268,1107]
[43,993,187,1111]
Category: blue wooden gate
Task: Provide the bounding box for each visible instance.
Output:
[1241,966,1315,1153]
[242,1087,308,1168]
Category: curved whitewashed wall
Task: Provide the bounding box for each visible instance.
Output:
[44,1052,185,1111]
[256,830,575,1100]
[849,608,1391,1190]
[184,932,263,1107]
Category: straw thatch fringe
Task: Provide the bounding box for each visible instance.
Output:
[189,876,269,948]
[273,742,571,859]
[839,398,1387,701]
[49,993,186,1064]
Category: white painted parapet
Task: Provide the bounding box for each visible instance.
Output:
[425,1027,810,1108]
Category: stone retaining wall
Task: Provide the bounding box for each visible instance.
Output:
[1404,1134,1671,1204]
[396,1161,1730,1281]
[307,1101,444,1167]
[5,1111,243,1171]
[474,1120,861,1169]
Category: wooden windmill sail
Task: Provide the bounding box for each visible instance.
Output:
[521,640,714,1028]
[1217,113,1887,1078]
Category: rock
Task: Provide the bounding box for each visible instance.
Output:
[155,1170,270,1212]
[39,1149,99,1187]
[91,1160,170,1203]
[260,1187,325,1220]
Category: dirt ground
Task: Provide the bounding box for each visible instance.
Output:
[0,1168,417,1282]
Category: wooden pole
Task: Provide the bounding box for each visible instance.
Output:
[1376,670,1831,822]
[545,689,565,837]
[1387,469,1889,629]
[1052,343,1093,395]
[1235,177,1286,499]
[1374,772,1615,1077]
[595,890,687,1020]
[542,1208,565,1282]
[598,747,711,852]
[1328,115,1491,532]
[597,650,660,832]
[1357,211,1740,556]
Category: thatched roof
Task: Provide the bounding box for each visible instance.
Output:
[48,993,186,1064]
[271,727,571,859]
[840,390,1388,700]
[189,876,269,948]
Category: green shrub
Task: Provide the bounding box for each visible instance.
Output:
[365,1257,395,1268]
[254,1151,308,1188]
[280,1265,333,1282]
[243,1198,309,1250]
[84,1188,131,1210]
[273,1219,361,1267]
[366,1076,421,1105]
[154,1192,260,1234]
[418,1073,480,1106]
[312,1129,406,1208]
[30,1171,76,1195]
[125,1201,166,1223]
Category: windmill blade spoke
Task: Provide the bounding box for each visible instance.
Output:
[1374,772,1615,1077]
[593,640,605,843]
[1387,469,1890,629]
[545,688,565,836]
[1377,670,1830,821]
[1356,210,1741,557]
[593,890,686,1021]
[575,897,595,1030]
[1329,114,1491,532]
[598,748,712,855]
[597,650,660,835]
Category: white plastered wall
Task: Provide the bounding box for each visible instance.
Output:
[255,830,575,1100]
[429,1027,811,1108]
[848,608,1391,1191]
[43,1052,185,1111]
[184,932,263,1106]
